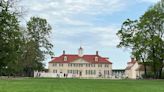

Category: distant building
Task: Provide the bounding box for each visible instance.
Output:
[48,47,112,78]
[112,69,125,79]
[125,58,151,79]
[125,58,138,79]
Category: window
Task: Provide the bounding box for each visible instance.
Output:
[104,70,110,75]
[98,64,102,67]
[53,63,57,67]
[79,64,83,67]
[67,70,72,74]
[105,64,109,67]
[94,70,96,75]
[72,70,78,74]
[86,64,92,67]
[91,64,95,67]
[59,63,63,67]
[53,70,57,73]
[85,70,96,75]
[70,70,72,73]
[68,64,72,67]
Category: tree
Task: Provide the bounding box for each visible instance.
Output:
[0,1,54,77]
[139,8,164,78]
[152,0,164,78]
[116,19,149,77]
[117,8,164,79]
[0,0,23,76]
[22,17,53,77]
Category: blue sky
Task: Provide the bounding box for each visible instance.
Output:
[18,0,160,69]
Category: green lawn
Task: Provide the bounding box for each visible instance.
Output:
[0,78,164,92]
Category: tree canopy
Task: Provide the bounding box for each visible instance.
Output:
[117,0,164,79]
[0,0,53,77]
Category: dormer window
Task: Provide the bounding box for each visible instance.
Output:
[95,56,98,62]
[64,56,67,61]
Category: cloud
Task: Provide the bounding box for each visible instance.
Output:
[89,26,120,47]
[18,0,136,69]
[19,0,127,17]
[51,25,120,52]
[18,0,159,50]
[138,0,160,3]
[62,17,92,26]
[18,0,129,31]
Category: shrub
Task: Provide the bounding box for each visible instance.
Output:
[142,72,154,79]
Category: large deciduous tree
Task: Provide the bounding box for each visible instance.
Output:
[0,1,54,77]
[22,17,53,77]
[117,6,164,79]
[0,0,23,76]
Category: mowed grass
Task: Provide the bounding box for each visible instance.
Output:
[0,78,164,92]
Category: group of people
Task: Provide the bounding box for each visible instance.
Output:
[57,73,68,78]
[64,73,68,78]
[36,72,41,77]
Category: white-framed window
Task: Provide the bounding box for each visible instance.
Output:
[104,70,110,75]
[68,64,72,67]
[91,64,95,67]
[53,63,57,67]
[79,64,83,67]
[85,70,96,75]
[59,63,63,67]
[105,64,109,67]
[53,70,57,73]
[98,64,102,67]
[68,70,72,74]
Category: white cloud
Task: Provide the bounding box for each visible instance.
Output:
[18,0,129,30]
[18,0,134,69]
[62,17,92,26]
[139,0,160,3]
[52,25,120,52]
[19,0,127,17]
[90,26,120,47]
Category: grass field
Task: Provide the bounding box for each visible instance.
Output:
[0,78,164,92]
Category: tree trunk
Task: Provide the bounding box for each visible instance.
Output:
[142,58,147,77]
[152,47,157,79]
[158,63,163,79]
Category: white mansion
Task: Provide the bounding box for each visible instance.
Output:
[34,47,147,79]
[48,47,112,78]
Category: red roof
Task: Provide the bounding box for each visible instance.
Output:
[49,54,112,64]
[125,59,137,70]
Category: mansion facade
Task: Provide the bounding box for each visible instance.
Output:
[34,47,148,79]
[48,47,112,78]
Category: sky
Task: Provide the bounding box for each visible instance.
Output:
[18,0,160,69]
